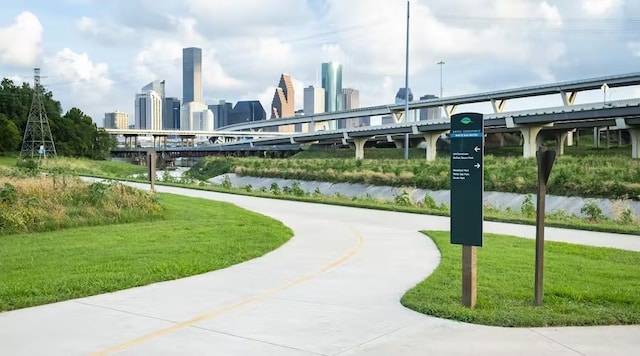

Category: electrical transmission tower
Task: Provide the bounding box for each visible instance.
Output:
[19,68,57,159]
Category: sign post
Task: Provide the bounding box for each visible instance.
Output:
[450,112,484,308]
[534,146,556,306]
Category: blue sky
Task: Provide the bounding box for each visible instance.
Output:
[1,0,639,125]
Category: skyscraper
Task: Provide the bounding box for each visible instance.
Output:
[163,97,181,130]
[183,47,202,104]
[304,85,325,132]
[321,62,343,130]
[395,87,416,122]
[270,74,295,132]
[342,88,365,128]
[135,91,162,130]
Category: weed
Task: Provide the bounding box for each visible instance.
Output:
[521,194,535,218]
[270,182,281,195]
[393,190,412,206]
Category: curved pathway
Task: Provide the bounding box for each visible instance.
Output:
[1,183,639,355]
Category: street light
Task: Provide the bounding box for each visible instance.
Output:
[438,60,445,119]
[403,0,411,160]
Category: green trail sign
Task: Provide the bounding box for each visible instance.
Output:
[450,112,484,247]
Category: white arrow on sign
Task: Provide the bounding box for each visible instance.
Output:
[474,163,481,169]
[474,146,480,152]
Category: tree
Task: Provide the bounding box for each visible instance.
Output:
[0,114,21,154]
[0,78,114,159]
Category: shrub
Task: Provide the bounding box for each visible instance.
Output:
[581,200,605,221]
[221,175,233,189]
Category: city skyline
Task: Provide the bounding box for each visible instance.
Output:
[1,1,640,125]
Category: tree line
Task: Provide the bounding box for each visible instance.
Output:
[0,78,115,159]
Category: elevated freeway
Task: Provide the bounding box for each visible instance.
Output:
[219,99,640,160]
[219,71,640,132]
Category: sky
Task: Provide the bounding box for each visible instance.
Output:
[1,0,640,126]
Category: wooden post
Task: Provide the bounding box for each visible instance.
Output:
[148,150,156,192]
[462,245,477,308]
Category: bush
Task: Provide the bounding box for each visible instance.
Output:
[581,200,605,221]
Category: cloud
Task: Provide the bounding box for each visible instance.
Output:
[0,12,43,67]
[42,48,113,115]
[76,16,137,46]
[582,0,622,16]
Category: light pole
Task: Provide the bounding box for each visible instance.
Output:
[438,60,445,118]
[403,0,411,160]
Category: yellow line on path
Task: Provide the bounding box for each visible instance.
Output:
[92,226,364,355]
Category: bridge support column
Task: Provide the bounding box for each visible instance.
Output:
[423,131,448,161]
[567,130,574,146]
[630,128,640,159]
[352,138,370,160]
[393,139,404,149]
[519,126,545,158]
[555,131,570,156]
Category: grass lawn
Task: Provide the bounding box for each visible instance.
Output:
[0,155,17,167]
[401,231,640,327]
[0,193,293,311]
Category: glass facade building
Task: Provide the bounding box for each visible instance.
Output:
[321,62,343,116]
[183,47,202,103]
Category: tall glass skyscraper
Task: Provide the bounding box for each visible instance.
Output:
[321,62,343,113]
[183,47,202,103]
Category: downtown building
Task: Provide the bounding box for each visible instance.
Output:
[103,111,129,129]
[134,81,163,130]
[304,85,325,132]
[209,100,266,129]
[270,74,295,132]
[321,62,343,130]
[181,47,213,131]
[395,87,417,123]
[419,94,440,122]
[342,88,369,129]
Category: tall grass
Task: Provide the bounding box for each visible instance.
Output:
[189,154,640,200]
[0,175,161,235]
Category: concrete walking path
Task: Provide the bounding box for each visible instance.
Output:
[1,183,639,355]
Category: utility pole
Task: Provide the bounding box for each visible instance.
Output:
[20,68,57,160]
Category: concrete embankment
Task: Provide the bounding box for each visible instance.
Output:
[209,174,640,220]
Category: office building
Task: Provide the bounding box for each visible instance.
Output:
[395,87,417,122]
[135,91,162,130]
[419,94,439,121]
[321,62,343,129]
[163,97,181,130]
[142,80,165,100]
[209,100,233,129]
[183,47,202,104]
[342,88,367,128]
[229,101,266,126]
[103,111,129,129]
[304,85,325,132]
[181,102,213,131]
[270,74,295,132]
[209,100,267,129]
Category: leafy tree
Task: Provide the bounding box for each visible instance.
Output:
[0,78,115,159]
[0,114,21,153]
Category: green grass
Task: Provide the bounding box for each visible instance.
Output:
[401,231,640,327]
[0,155,17,167]
[0,193,293,311]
